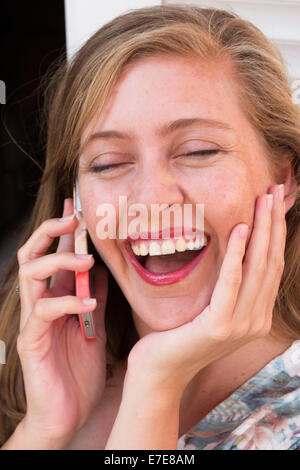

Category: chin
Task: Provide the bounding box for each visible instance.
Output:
[132,294,210,332]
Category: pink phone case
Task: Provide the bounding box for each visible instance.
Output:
[73,181,96,339]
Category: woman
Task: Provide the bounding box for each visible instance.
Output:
[0,4,300,450]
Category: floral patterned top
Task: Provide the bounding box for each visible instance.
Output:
[177,340,300,450]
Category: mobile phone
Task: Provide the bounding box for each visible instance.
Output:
[73,180,96,339]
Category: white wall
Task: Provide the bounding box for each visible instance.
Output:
[65,0,300,79]
[64,0,162,60]
[165,0,300,80]
[64,0,300,99]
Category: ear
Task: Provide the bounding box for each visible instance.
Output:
[278,163,298,214]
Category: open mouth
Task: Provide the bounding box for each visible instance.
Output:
[123,232,211,286]
[134,242,206,273]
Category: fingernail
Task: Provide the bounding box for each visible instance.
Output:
[278,184,284,202]
[76,254,93,260]
[59,213,76,222]
[266,194,273,211]
[239,224,248,239]
[82,297,96,306]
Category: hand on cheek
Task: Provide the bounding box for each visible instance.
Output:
[126,184,286,393]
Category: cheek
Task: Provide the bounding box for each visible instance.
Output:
[200,168,253,220]
[197,168,255,257]
[80,187,122,269]
[82,184,119,229]
[82,183,122,207]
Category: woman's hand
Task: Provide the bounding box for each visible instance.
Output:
[15,198,109,448]
[126,184,286,394]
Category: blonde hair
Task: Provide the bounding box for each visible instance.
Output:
[1,3,300,445]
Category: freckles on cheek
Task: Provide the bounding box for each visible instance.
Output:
[207,177,239,218]
[206,172,254,227]
[82,185,113,217]
[81,188,97,220]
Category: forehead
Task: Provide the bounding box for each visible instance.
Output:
[117,54,239,101]
[81,54,255,149]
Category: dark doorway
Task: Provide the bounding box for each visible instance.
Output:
[0,0,66,274]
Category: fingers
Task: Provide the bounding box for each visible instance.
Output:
[20,252,94,282]
[55,199,75,253]
[267,185,286,261]
[17,206,78,267]
[206,223,248,334]
[231,185,286,338]
[18,295,98,349]
[15,197,109,359]
[19,253,94,330]
[17,204,83,320]
[49,198,76,294]
[231,193,273,326]
[172,184,286,381]
[19,264,109,351]
[193,187,284,342]
[251,185,286,329]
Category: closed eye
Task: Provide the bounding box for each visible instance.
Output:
[90,163,131,173]
[90,150,219,173]
[180,149,219,157]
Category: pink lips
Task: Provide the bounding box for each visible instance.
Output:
[123,230,211,286]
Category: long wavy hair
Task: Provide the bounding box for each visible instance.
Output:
[1,4,300,446]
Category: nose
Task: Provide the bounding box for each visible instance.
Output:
[125,162,186,234]
[129,162,185,208]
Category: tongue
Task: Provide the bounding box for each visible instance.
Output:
[144,250,200,274]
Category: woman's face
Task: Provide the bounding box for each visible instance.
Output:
[78,55,276,336]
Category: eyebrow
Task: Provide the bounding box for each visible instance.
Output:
[87,117,235,143]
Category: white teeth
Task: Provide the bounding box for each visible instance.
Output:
[175,238,186,252]
[132,244,140,256]
[186,240,195,250]
[131,234,208,257]
[149,242,161,256]
[161,240,176,255]
[194,237,201,249]
[139,243,149,256]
